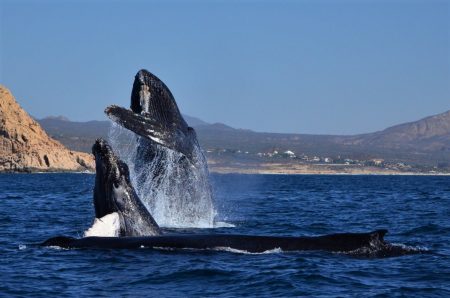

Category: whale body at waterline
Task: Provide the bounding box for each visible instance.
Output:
[42,230,423,257]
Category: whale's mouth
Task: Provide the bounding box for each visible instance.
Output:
[105,70,197,160]
[92,138,128,181]
[92,138,130,218]
[130,69,187,129]
[91,138,162,236]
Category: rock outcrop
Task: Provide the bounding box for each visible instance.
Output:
[0,85,94,172]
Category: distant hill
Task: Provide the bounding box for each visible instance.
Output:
[37,110,450,167]
[183,115,209,127]
[41,115,70,121]
[37,118,111,153]
[37,114,209,153]
[194,110,450,166]
[344,110,450,151]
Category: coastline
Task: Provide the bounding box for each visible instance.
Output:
[207,163,450,176]
[209,170,450,176]
[1,170,448,176]
[1,163,449,176]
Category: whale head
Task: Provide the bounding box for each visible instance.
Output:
[130,69,188,128]
[91,138,161,236]
[92,138,131,219]
[105,69,199,161]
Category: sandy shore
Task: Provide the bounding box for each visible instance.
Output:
[208,162,450,175]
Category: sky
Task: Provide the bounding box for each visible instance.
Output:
[0,0,449,135]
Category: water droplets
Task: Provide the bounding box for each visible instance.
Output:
[108,123,216,228]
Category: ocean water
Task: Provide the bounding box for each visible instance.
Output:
[0,173,449,297]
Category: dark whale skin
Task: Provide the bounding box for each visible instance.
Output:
[91,138,161,236]
[41,229,415,257]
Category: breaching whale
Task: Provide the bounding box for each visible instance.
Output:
[105,69,214,227]
[86,138,161,237]
[41,69,423,257]
[43,137,417,257]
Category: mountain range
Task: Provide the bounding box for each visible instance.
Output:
[37,110,450,168]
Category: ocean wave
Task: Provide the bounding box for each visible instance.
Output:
[214,221,236,228]
[399,224,450,236]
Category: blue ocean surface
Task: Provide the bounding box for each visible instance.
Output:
[0,173,449,297]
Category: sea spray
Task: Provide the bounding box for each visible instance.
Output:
[108,123,216,228]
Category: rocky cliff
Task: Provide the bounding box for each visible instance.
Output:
[0,85,94,172]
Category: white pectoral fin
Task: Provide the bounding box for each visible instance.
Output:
[106,105,174,147]
[105,105,195,159]
[84,212,122,237]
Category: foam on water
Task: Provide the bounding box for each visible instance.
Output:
[390,243,430,252]
[84,212,121,237]
[151,246,283,254]
[214,221,236,228]
[336,242,429,257]
[108,123,216,228]
[213,247,284,255]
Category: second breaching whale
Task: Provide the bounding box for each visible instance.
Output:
[84,138,161,237]
[106,69,215,228]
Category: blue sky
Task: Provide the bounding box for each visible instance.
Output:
[1,0,449,135]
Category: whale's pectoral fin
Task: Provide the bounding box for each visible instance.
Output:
[106,105,167,145]
[105,105,193,158]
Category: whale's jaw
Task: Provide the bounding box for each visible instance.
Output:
[92,138,124,219]
[105,69,199,161]
[91,138,161,236]
[130,69,188,129]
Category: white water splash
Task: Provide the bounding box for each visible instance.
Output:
[336,242,429,257]
[213,247,283,255]
[214,221,236,228]
[389,243,430,252]
[46,246,70,251]
[150,246,283,254]
[108,123,216,228]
